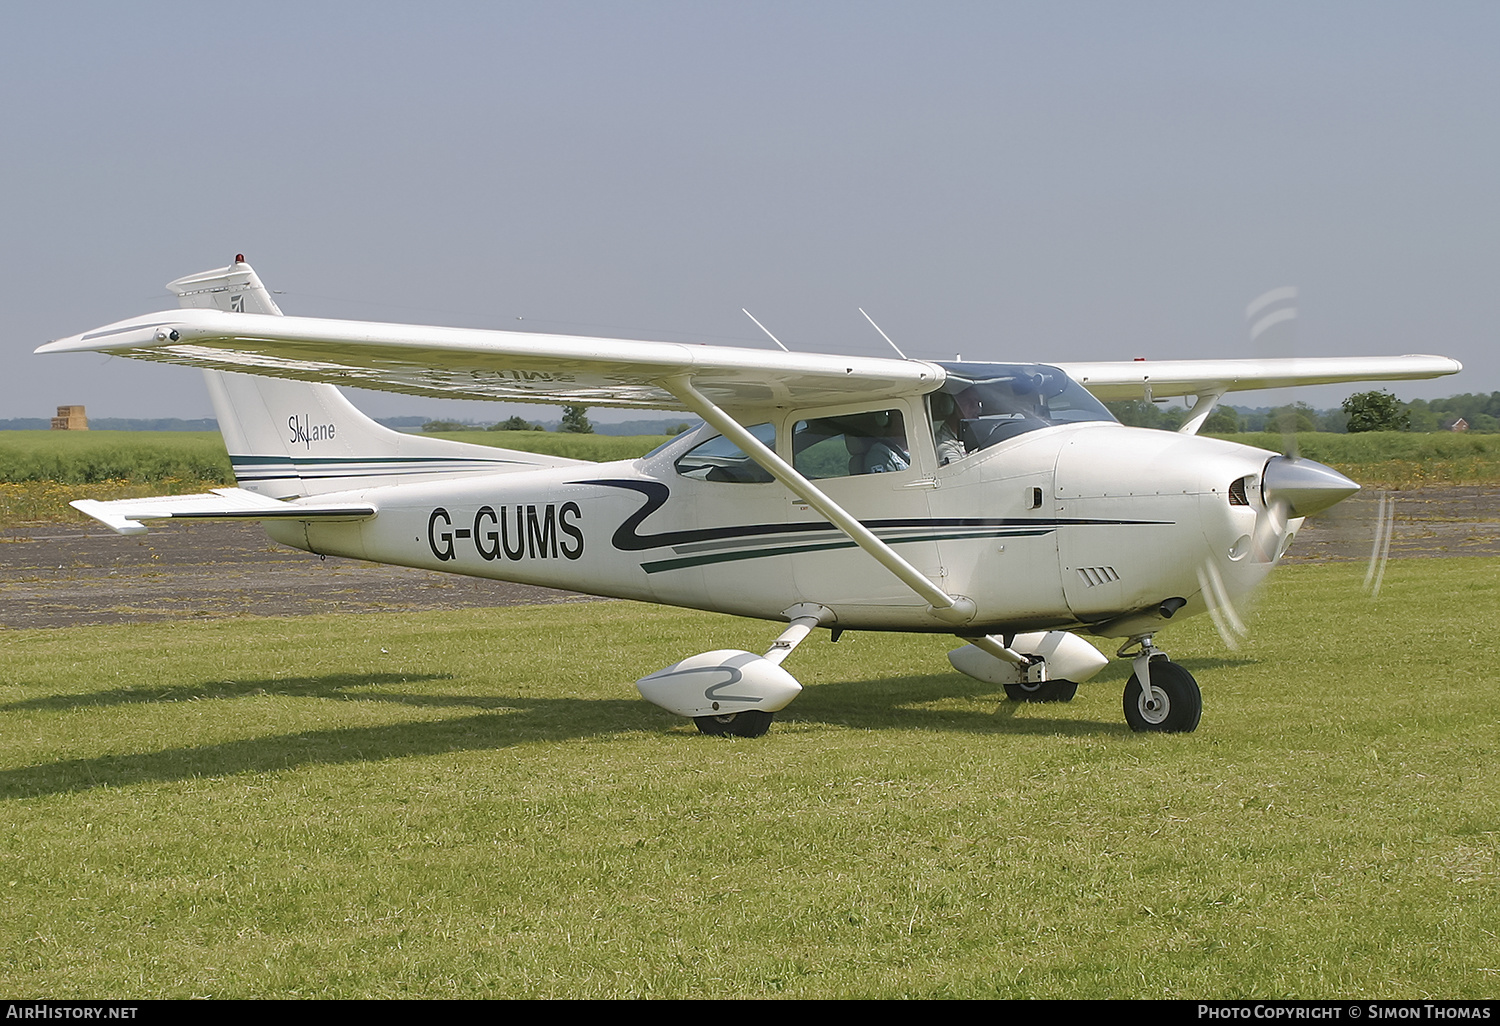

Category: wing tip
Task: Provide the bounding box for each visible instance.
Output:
[70,499,149,535]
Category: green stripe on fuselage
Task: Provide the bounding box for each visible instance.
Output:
[640,528,1052,573]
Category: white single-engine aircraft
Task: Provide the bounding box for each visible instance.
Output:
[40,259,1461,736]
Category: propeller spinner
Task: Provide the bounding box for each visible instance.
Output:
[1261,455,1360,518]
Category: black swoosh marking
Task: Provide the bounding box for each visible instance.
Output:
[582,478,1172,557]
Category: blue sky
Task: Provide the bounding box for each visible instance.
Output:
[3,1,1494,420]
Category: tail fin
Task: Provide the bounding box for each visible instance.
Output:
[172,258,581,499]
[167,255,286,316]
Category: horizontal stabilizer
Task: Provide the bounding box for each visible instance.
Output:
[71,488,375,536]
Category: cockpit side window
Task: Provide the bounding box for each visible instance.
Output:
[930,363,1116,464]
[792,409,910,480]
[673,422,776,483]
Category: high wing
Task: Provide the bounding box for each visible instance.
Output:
[1055,356,1462,402]
[38,308,939,412]
[40,305,1459,411]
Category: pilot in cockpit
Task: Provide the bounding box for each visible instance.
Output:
[933,386,982,465]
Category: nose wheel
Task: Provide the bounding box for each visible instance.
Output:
[1122,658,1201,733]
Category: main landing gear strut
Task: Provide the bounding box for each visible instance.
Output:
[1117,635,1202,733]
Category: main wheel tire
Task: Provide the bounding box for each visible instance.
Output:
[1003,679,1079,703]
[1123,660,1201,733]
[693,710,774,738]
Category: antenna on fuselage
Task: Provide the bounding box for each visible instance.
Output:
[741,308,790,352]
[858,307,907,360]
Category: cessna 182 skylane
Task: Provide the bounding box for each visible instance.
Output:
[40,259,1461,736]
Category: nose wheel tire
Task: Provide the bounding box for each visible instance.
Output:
[1003,679,1079,703]
[694,710,775,737]
[1123,660,1201,733]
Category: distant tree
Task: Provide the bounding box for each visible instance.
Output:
[1202,408,1240,433]
[665,423,692,436]
[1428,392,1500,433]
[1342,390,1409,433]
[1238,409,1267,432]
[1104,400,1184,430]
[1405,399,1440,433]
[1105,400,1148,427]
[1269,403,1318,434]
[560,405,594,434]
[489,415,543,431]
[423,420,478,433]
[1316,408,1350,433]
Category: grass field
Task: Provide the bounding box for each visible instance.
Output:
[2,428,1496,528]
[1222,432,1500,488]
[421,430,675,462]
[2,558,1495,998]
[0,431,233,484]
[0,431,673,528]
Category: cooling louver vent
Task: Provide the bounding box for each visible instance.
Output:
[1076,566,1121,587]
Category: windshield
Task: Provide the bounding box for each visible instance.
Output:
[930,362,1115,458]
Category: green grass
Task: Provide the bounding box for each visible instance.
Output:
[0,431,233,484]
[0,478,230,528]
[0,431,673,527]
[3,429,1495,528]
[422,430,674,462]
[1215,431,1500,488]
[0,430,671,485]
[0,431,237,528]
[2,558,1496,998]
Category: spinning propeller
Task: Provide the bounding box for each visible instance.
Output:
[1197,287,1377,649]
[1362,491,1396,598]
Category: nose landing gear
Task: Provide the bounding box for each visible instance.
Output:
[1118,636,1202,733]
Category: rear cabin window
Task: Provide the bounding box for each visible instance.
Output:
[673,423,776,483]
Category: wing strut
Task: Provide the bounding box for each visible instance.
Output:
[1177,389,1227,435]
[666,376,977,625]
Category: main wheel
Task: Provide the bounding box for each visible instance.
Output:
[693,710,774,737]
[1123,660,1201,733]
[1003,679,1078,703]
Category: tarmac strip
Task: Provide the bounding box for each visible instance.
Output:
[0,486,1494,629]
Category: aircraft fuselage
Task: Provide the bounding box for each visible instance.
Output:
[265,420,1284,638]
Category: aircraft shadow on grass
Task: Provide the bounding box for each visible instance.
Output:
[0,656,1251,800]
[0,672,460,712]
